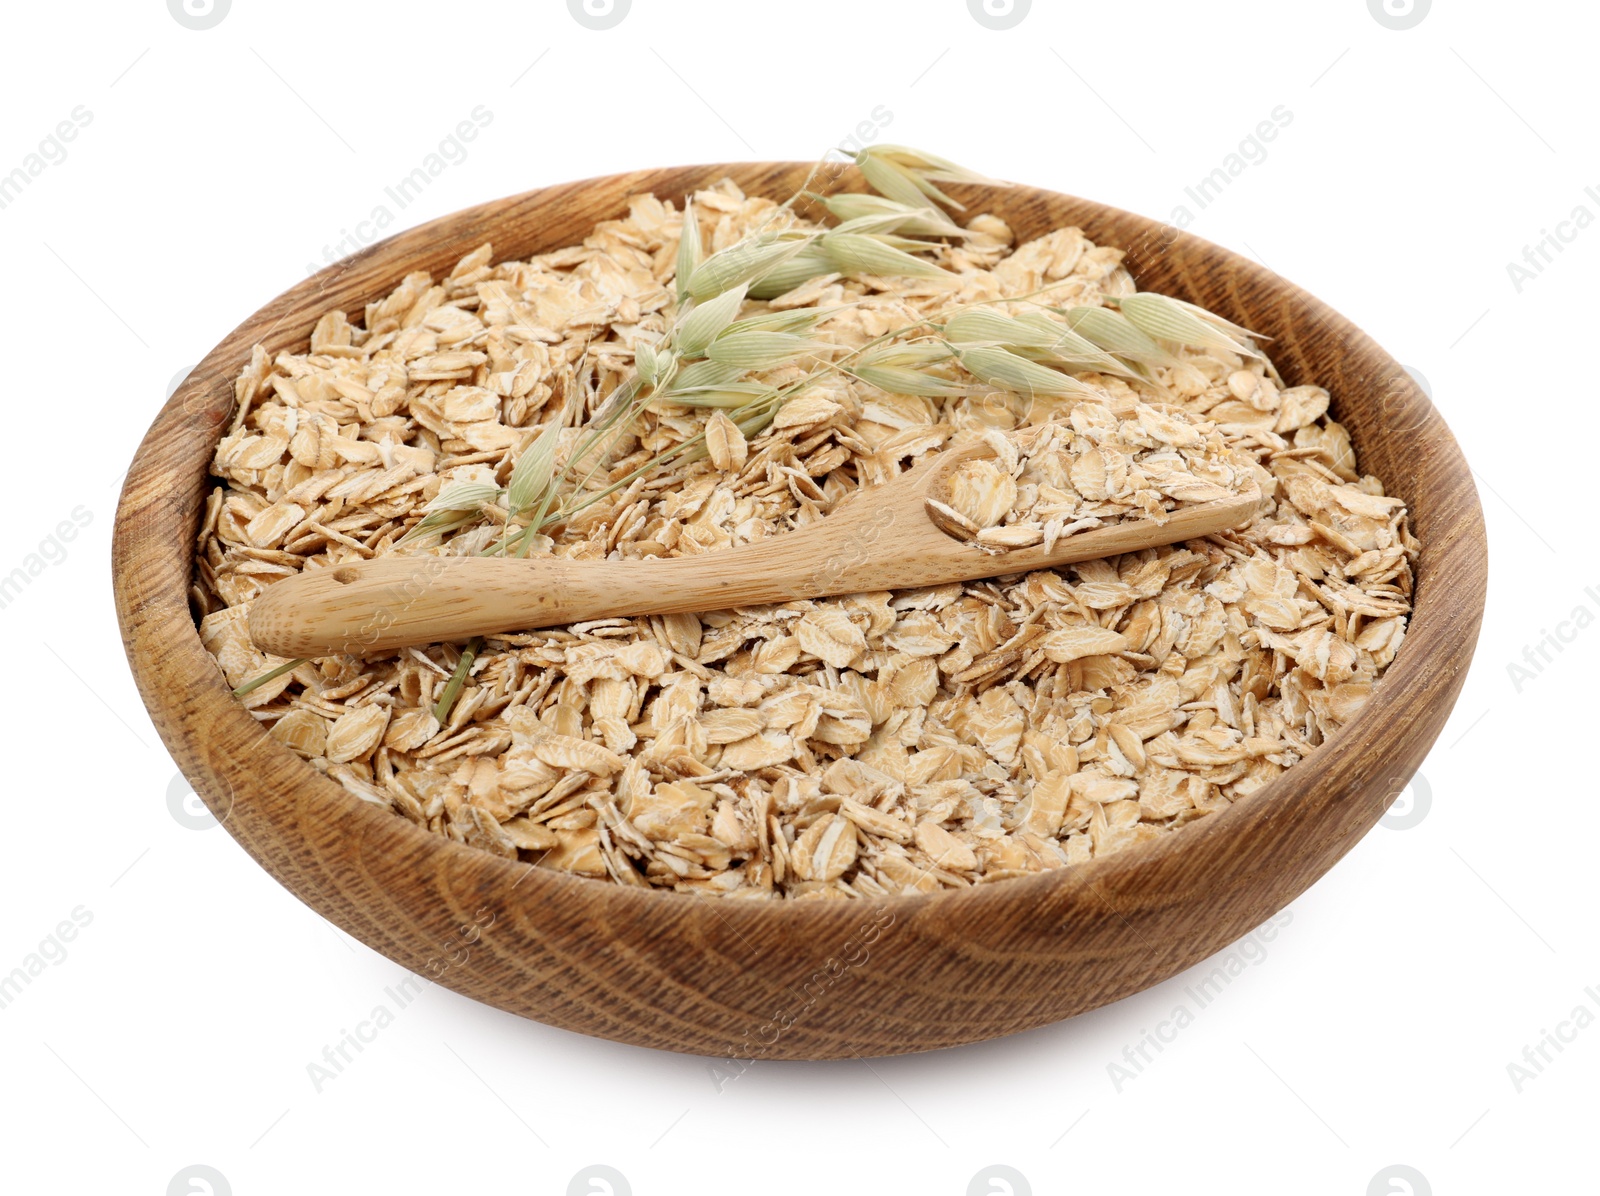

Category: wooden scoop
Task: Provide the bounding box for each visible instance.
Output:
[247,440,1260,658]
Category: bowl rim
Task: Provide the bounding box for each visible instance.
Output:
[114,162,1486,961]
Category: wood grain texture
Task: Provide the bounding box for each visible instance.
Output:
[113,163,1488,1060]
[247,438,1259,657]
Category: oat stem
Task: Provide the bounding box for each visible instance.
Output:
[432,637,483,722]
[232,657,305,698]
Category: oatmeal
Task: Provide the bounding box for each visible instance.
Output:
[195,157,1414,899]
[928,403,1257,552]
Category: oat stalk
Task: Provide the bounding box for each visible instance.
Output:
[401,146,983,563]
[231,657,304,698]
[432,636,483,722]
[232,145,1269,702]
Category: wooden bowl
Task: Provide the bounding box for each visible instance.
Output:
[114,163,1487,1060]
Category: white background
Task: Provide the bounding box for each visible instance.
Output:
[0,1,1590,1193]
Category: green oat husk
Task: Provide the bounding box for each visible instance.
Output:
[675,195,702,304]
[814,193,968,238]
[1113,292,1261,358]
[704,331,830,370]
[1060,305,1175,365]
[954,345,1101,398]
[672,283,749,356]
[685,234,814,301]
[853,144,990,213]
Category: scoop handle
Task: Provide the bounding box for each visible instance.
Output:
[246,448,964,657]
[247,535,900,657]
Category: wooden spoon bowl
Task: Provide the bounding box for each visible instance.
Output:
[113,163,1486,1060]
